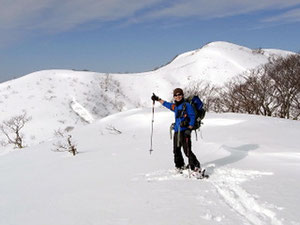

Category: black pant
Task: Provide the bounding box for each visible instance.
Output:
[173,130,200,170]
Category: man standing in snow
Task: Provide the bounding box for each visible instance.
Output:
[151,88,201,175]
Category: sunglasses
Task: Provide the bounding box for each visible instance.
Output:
[174,94,183,97]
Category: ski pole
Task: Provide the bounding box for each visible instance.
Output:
[186,136,192,178]
[149,100,155,154]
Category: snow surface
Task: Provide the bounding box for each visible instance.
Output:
[0,41,299,225]
[1,109,299,225]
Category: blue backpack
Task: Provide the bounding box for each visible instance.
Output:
[189,96,206,130]
[169,96,206,141]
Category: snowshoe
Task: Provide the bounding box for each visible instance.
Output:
[192,168,209,179]
[175,167,184,174]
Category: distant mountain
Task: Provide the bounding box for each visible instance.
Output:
[113,41,293,105]
[0,41,294,146]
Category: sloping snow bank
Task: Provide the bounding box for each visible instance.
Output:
[0,109,299,225]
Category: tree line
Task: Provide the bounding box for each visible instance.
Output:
[186,54,300,120]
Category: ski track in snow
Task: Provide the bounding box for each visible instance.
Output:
[144,167,285,225]
[210,168,283,225]
[144,169,190,181]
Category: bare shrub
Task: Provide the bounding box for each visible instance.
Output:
[266,54,300,119]
[243,67,279,116]
[53,129,78,156]
[217,80,242,113]
[252,48,264,55]
[99,74,127,113]
[0,112,32,148]
[221,71,273,115]
[184,80,218,112]
[213,54,300,120]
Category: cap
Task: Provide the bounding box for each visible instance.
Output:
[173,88,184,96]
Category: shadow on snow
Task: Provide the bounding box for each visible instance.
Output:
[203,144,259,175]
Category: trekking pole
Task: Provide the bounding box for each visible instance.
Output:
[149,100,155,155]
[199,121,204,139]
[186,136,192,178]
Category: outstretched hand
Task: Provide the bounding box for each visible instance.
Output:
[151,93,161,102]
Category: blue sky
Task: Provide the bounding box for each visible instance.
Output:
[1,0,300,82]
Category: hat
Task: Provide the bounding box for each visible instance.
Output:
[173,88,184,96]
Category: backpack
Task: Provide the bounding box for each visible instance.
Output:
[187,96,206,130]
[169,96,205,141]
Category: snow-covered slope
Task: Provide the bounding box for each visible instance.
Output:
[0,41,299,225]
[0,70,134,145]
[0,41,294,146]
[154,42,284,84]
[0,109,299,225]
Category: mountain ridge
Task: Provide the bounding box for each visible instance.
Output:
[0,41,295,146]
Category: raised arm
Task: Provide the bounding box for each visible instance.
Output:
[151,93,174,111]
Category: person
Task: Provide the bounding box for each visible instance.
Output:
[151,88,201,175]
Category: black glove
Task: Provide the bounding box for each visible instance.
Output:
[151,93,161,101]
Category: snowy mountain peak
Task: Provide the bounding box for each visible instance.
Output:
[157,41,292,86]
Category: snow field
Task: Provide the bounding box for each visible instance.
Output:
[1,108,300,225]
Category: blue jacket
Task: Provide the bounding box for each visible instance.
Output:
[163,100,195,132]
